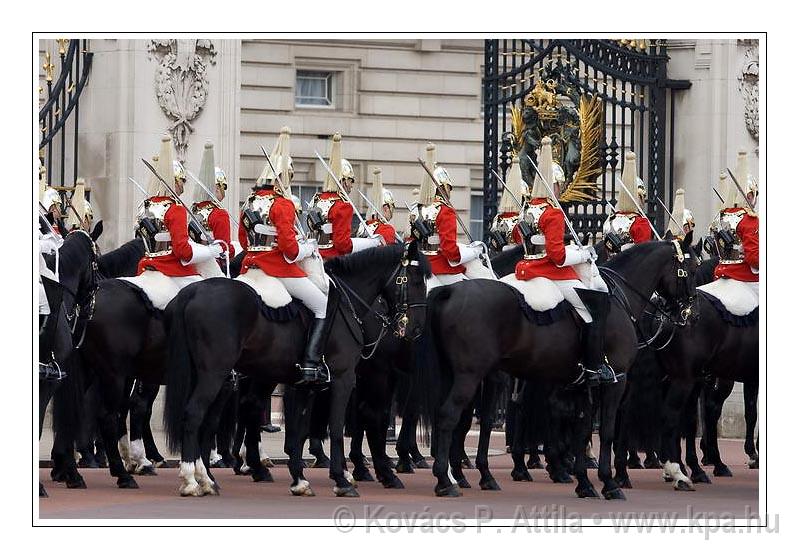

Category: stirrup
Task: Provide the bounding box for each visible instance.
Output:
[39,357,66,381]
[296,359,330,385]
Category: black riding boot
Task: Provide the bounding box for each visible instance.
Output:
[574,288,617,387]
[296,318,330,385]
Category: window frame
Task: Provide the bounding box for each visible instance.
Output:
[295,70,335,109]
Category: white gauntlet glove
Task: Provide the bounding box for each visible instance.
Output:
[560,245,593,267]
[350,236,382,252]
[182,240,222,265]
[286,240,316,263]
[450,242,482,266]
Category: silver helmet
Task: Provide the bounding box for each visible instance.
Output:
[433,165,454,188]
[340,158,355,181]
[214,166,228,191]
[382,188,396,208]
[173,160,186,182]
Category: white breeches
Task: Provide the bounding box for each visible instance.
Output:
[553,267,609,324]
[280,277,328,318]
[427,273,467,293]
[39,280,50,315]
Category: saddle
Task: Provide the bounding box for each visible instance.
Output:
[698,278,759,326]
[235,268,293,309]
[499,274,571,325]
[119,271,201,311]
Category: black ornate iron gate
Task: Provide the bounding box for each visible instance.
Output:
[38,39,93,205]
[483,39,690,242]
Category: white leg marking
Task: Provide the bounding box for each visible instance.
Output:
[290,478,314,496]
[194,459,217,495]
[209,448,222,464]
[238,443,250,474]
[663,460,693,489]
[129,439,153,473]
[178,461,202,497]
[118,436,132,472]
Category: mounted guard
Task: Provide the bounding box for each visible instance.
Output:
[238,127,330,385]
[602,150,653,257]
[356,167,398,245]
[190,141,232,272]
[511,136,616,386]
[307,133,383,259]
[488,156,527,253]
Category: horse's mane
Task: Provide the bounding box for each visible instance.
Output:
[696,257,719,287]
[602,240,675,276]
[43,230,94,276]
[490,245,524,277]
[97,238,145,279]
[325,243,431,279]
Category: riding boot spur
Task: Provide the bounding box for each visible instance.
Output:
[574,288,617,386]
[296,318,331,385]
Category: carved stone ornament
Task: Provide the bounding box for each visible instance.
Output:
[146,39,217,162]
[738,45,759,141]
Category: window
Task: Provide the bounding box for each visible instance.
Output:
[296,71,333,107]
[470,193,484,241]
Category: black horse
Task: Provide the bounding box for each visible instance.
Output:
[40,227,101,495]
[163,242,429,496]
[416,239,697,499]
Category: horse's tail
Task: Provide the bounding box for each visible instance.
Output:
[51,352,85,451]
[413,286,453,442]
[163,287,196,454]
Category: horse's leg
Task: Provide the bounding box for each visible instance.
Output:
[127,382,156,476]
[449,405,474,488]
[364,402,404,489]
[96,371,138,489]
[744,379,759,468]
[178,371,227,497]
[195,381,236,494]
[510,387,533,481]
[477,379,501,491]
[597,382,626,499]
[328,368,358,497]
[683,384,711,484]
[140,384,166,466]
[659,378,697,491]
[705,379,734,477]
[348,387,373,482]
[432,374,482,497]
[571,388,597,498]
[242,387,273,483]
[283,385,315,496]
[613,387,633,489]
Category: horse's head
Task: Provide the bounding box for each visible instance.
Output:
[59,230,100,337]
[382,239,430,341]
[655,232,699,326]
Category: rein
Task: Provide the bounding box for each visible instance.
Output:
[60,229,100,349]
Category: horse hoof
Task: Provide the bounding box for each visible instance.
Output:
[614,475,633,489]
[748,457,759,469]
[674,480,695,492]
[644,457,662,469]
[435,484,462,497]
[252,469,274,483]
[456,477,471,489]
[312,457,331,469]
[394,460,415,474]
[526,457,544,470]
[136,466,157,476]
[117,477,139,489]
[333,485,360,498]
[261,458,276,469]
[511,469,533,482]
[414,458,430,469]
[691,471,712,484]
[576,485,600,499]
[78,458,100,469]
[289,480,315,497]
[480,477,501,491]
[551,472,573,484]
[461,458,475,470]
[353,467,374,482]
[50,470,66,483]
[180,483,203,497]
[627,458,644,469]
[701,457,711,467]
[586,458,599,469]
[382,476,405,489]
[39,483,48,498]
[603,487,627,500]
[713,464,733,477]
[66,477,87,489]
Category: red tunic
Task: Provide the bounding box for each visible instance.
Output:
[368,219,397,245]
[514,198,579,282]
[317,192,354,260]
[714,209,759,282]
[195,202,232,257]
[429,203,466,275]
[137,198,199,277]
[240,189,306,278]
[629,214,653,244]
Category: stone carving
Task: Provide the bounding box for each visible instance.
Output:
[147,39,217,161]
[738,45,759,141]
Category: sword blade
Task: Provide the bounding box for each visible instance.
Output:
[725,167,756,212]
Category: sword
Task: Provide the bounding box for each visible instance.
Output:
[258,145,307,238]
[185,169,240,230]
[653,195,684,233]
[128,176,149,197]
[141,158,215,245]
[416,157,474,243]
[313,150,372,237]
[726,167,757,212]
[614,175,663,241]
[354,188,404,244]
[38,203,59,238]
[524,154,593,257]
[711,186,725,204]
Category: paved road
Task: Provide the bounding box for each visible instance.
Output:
[38,434,757,521]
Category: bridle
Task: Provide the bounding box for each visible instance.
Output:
[328,249,427,359]
[61,229,100,349]
[599,240,697,350]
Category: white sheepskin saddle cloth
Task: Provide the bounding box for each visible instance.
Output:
[235,268,293,309]
[698,278,759,316]
[119,271,202,311]
[500,273,565,312]
[463,258,497,280]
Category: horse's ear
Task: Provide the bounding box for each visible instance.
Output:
[680,230,694,253]
[90,220,104,242]
[663,230,675,241]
